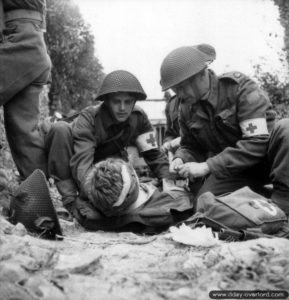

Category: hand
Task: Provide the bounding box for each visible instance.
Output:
[177,162,210,180]
[161,141,171,153]
[169,158,184,174]
[161,137,181,154]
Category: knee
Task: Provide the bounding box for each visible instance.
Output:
[49,121,72,139]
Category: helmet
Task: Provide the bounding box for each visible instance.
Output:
[194,43,216,62]
[96,70,147,101]
[160,46,210,91]
[9,169,62,240]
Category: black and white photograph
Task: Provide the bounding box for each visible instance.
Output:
[0,0,289,299]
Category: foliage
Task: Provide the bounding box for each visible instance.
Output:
[46,0,104,115]
[253,64,289,119]
[273,0,289,65]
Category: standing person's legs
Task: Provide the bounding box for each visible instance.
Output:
[268,118,289,214]
[4,80,48,179]
[1,19,51,179]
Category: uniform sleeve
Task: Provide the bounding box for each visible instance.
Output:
[136,111,170,179]
[163,101,176,142]
[207,77,274,178]
[174,104,208,163]
[70,108,97,190]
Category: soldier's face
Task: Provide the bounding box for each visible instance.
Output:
[107,92,136,122]
[172,70,210,101]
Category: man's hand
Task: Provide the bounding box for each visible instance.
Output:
[169,158,184,174]
[161,137,181,154]
[176,162,210,180]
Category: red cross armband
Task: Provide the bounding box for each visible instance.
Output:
[239,118,269,137]
[136,131,158,152]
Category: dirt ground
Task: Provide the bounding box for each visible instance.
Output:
[1,187,289,300]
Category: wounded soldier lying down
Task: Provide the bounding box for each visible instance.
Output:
[72,158,194,233]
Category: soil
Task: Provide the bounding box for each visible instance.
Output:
[1,185,289,300]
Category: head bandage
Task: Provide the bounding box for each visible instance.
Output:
[113,165,139,207]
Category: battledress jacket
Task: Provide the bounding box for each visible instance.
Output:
[164,95,181,142]
[70,103,170,190]
[175,70,276,179]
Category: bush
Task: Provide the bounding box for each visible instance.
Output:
[46,0,104,115]
[253,64,289,119]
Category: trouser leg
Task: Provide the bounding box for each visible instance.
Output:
[193,165,269,210]
[4,84,47,179]
[44,121,74,182]
[195,173,268,198]
[44,121,78,210]
[268,118,289,214]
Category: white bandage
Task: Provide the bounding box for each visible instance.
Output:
[113,165,132,207]
[240,118,268,137]
[136,131,158,152]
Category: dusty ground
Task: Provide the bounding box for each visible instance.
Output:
[1,189,289,300]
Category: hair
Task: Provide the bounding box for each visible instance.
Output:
[84,158,138,216]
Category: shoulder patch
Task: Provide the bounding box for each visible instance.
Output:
[219,71,246,83]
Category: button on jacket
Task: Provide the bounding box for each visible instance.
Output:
[70,103,170,189]
[175,70,276,178]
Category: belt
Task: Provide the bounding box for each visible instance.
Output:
[4,9,45,30]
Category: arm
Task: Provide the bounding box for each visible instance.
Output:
[207,77,274,178]
[70,108,97,191]
[136,112,170,180]
[163,100,179,142]
[174,102,208,163]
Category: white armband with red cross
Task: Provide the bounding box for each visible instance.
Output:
[136,131,158,152]
[239,118,269,137]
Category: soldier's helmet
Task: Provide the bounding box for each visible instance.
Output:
[160,44,216,91]
[96,70,147,101]
[84,158,140,217]
[194,43,216,63]
[9,169,62,240]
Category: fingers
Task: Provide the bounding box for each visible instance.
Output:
[169,158,183,174]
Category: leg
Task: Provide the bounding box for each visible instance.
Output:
[45,121,74,182]
[44,121,78,211]
[268,118,289,214]
[4,83,47,179]
[196,173,269,198]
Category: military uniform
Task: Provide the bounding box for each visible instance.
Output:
[175,70,289,213]
[164,95,181,143]
[74,183,194,233]
[70,103,170,192]
[0,0,51,178]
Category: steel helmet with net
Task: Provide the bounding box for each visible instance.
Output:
[160,45,214,91]
[96,70,147,101]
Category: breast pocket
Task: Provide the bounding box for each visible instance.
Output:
[215,108,240,135]
[214,107,242,147]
